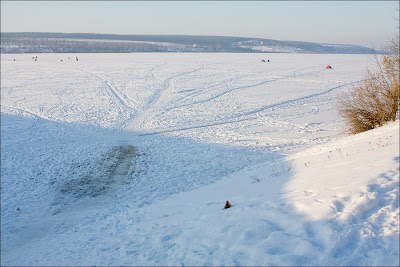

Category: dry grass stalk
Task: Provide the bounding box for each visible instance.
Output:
[338,34,399,134]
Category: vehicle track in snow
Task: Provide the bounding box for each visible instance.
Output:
[82,71,138,128]
[235,78,364,118]
[110,145,136,186]
[171,74,250,106]
[167,68,324,111]
[85,71,137,112]
[128,64,205,131]
[1,104,52,121]
[148,63,167,81]
[140,78,364,136]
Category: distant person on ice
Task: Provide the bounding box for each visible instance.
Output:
[76,57,79,62]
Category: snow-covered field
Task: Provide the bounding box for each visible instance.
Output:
[1,53,398,266]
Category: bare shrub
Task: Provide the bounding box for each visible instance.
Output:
[338,34,399,134]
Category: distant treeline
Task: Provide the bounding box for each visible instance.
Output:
[0,37,198,53]
[0,32,377,54]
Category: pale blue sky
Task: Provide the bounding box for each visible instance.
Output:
[1,1,399,48]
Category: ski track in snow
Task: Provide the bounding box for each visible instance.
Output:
[1,53,398,266]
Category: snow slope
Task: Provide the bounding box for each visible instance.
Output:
[1,53,398,265]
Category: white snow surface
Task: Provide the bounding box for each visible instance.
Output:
[1,53,399,266]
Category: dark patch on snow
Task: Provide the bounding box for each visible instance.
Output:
[58,145,137,199]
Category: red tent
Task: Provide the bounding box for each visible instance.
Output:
[326,65,332,69]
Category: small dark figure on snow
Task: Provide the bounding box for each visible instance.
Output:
[76,57,79,62]
[268,59,270,62]
[224,200,231,209]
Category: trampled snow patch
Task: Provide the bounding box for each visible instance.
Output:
[58,145,136,199]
